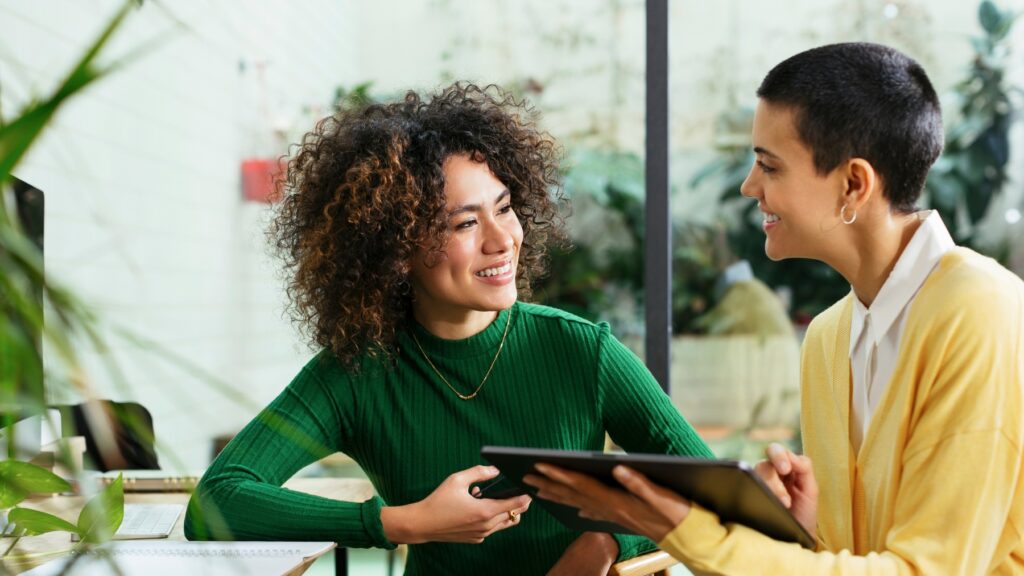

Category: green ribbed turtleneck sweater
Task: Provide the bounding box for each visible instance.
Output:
[185,302,712,575]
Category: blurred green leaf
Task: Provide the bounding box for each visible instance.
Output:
[0,461,72,508]
[7,507,77,535]
[922,0,1018,260]
[0,3,145,559]
[0,1,134,180]
[970,36,991,55]
[979,1,1003,33]
[76,474,123,543]
[333,81,377,111]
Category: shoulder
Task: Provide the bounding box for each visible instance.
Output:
[926,248,1023,301]
[514,301,614,352]
[916,248,1024,328]
[907,250,1024,426]
[298,349,386,389]
[515,301,608,333]
[905,249,1024,393]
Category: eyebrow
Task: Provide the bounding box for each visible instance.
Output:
[447,189,511,217]
[753,146,781,160]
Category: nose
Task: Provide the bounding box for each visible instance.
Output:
[482,218,514,255]
[739,163,760,200]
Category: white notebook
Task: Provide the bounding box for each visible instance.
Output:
[69,504,183,541]
[21,541,336,576]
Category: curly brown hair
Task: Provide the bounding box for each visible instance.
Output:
[270,83,564,366]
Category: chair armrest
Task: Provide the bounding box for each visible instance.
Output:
[608,550,677,576]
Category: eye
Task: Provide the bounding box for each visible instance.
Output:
[455,218,477,230]
[497,203,513,215]
[757,160,777,174]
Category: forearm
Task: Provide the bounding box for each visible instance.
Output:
[662,504,901,575]
[186,471,394,549]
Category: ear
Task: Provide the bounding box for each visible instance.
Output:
[841,158,878,211]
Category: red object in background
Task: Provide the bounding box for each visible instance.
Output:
[241,158,286,203]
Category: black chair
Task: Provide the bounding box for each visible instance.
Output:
[53,400,160,471]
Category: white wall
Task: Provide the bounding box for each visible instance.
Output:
[3,0,1022,470]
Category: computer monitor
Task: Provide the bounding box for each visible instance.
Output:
[12,177,44,250]
[0,176,46,459]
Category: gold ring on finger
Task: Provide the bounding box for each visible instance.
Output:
[508,510,519,522]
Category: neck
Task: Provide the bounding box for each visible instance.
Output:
[829,210,922,308]
[412,303,500,340]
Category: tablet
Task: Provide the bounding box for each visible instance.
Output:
[481,446,815,550]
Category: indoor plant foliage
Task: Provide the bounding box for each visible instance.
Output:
[537,148,646,335]
[1,464,123,553]
[536,148,730,338]
[924,0,1020,257]
[0,0,140,562]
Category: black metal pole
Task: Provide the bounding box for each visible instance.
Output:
[644,0,671,393]
[334,547,348,575]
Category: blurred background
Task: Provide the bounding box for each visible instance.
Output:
[2,0,1022,573]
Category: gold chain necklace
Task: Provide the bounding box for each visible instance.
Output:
[410,309,512,401]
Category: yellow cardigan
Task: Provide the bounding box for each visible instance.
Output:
[659,248,1024,574]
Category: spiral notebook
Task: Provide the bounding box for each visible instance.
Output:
[21,541,335,576]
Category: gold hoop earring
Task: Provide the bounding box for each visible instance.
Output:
[841,205,857,225]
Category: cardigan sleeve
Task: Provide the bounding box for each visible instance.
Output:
[184,361,396,550]
[655,278,1024,575]
[594,323,715,562]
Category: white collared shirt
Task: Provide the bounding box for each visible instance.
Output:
[849,210,955,452]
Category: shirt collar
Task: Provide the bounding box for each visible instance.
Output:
[849,210,955,353]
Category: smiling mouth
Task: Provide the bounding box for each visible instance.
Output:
[763,212,780,223]
[475,261,512,277]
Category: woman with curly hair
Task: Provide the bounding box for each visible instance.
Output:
[184,83,712,575]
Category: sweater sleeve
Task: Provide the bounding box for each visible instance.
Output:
[656,281,1024,575]
[184,362,395,550]
[594,323,715,562]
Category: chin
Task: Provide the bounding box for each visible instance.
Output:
[764,242,790,262]
[488,288,518,310]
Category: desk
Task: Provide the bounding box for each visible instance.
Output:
[4,477,376,575]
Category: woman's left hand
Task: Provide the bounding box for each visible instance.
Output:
[524,464,690,543]
[546,532,618,576]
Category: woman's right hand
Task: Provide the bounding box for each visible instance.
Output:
[380,465,532,545]
[754,443,818,539]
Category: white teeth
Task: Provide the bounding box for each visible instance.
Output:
[476,262,511,277]
[764,213,780,223]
